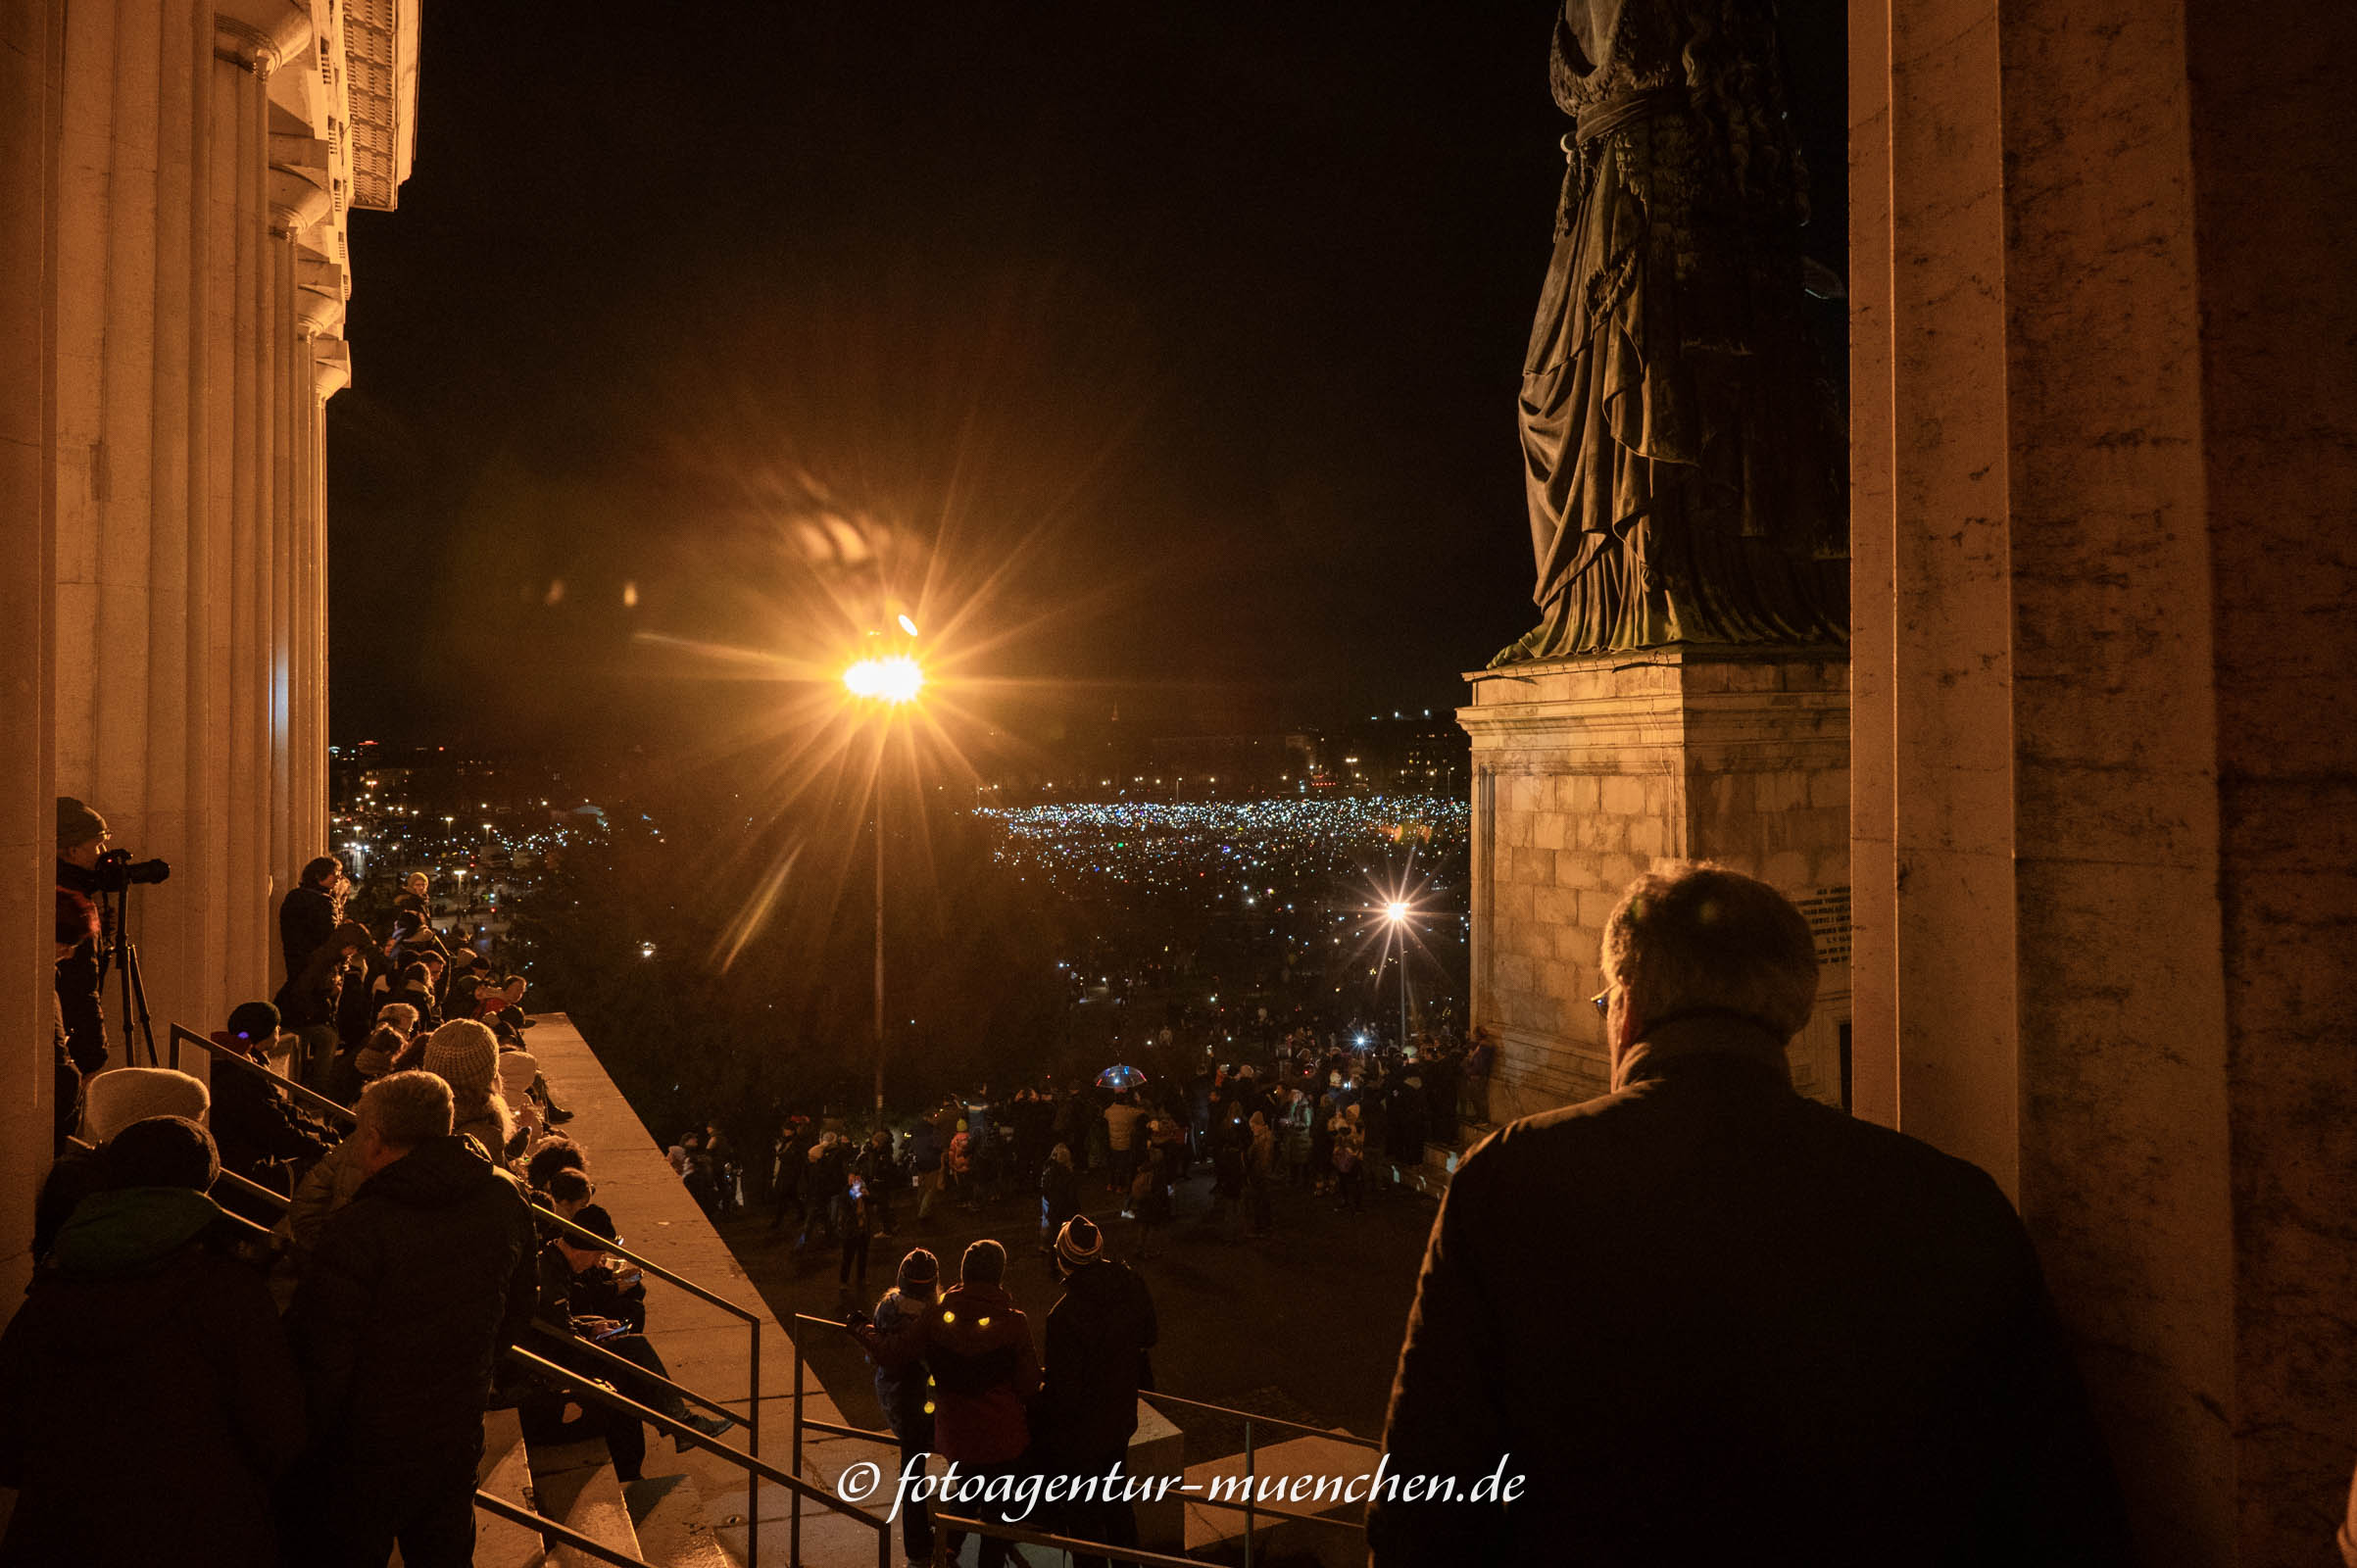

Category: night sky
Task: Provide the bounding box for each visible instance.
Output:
[328,4,1844,760]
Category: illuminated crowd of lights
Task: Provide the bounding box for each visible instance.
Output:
[977,795,1468,905]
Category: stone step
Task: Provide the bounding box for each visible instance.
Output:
[528,1436,646,1568]
[475,1407,549,1568]
[625,1472,733,1568]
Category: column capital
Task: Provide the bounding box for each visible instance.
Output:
[311,337,351,399]
[215,2,313,74]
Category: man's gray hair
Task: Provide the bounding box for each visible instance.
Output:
[361,1069,455,1150]
[1600,862,1819,1040]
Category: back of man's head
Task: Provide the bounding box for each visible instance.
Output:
[361,1070,455,1155]
[300,855,342,887]
[1601,862,1818,1041]
[961,1238,1007,1288]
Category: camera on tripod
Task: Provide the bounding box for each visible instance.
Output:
[92,847,171,891]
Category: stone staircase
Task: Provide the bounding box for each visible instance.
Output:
[478,1426,730,1568]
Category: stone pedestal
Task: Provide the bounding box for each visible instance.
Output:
[1459,647,1850,1119]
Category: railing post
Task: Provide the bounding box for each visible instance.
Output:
[1243,1415,1255,1568]
[792,1322,806,1566]
[749,1315,761,1568]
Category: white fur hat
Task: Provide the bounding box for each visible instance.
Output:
[84,1067,210,1143]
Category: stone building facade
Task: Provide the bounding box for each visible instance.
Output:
[0,0,417,1299]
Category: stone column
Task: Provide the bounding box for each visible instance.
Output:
[49,0,221,1064]
[0,0,66,1303]
[1851,0,2357,1560]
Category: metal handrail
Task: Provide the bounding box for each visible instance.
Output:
[504,1344,893,1568]
[472,1488,654,1568]
[1139,1388,1381,1449]
[215,1165,292,1211]
[523,1321,738,1423]
[169,1022,357,1126]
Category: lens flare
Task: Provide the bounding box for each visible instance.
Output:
[844,655,925,704]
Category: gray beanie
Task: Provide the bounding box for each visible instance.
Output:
[422,1019,499,1096]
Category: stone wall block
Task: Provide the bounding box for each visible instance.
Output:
[1599,774,1645,816]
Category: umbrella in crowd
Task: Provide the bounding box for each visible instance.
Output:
[1096,1064,1148,1092]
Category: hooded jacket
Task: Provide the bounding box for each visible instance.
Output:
[0,1188,305,1567]
[924,1282,1039,1465]
[289,1134,538,1468]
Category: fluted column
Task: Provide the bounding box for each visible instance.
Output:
[1,0,66,1302]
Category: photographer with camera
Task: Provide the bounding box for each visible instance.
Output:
[54,796,172,1077]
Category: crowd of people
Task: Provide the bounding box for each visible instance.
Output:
[9,808,731,1567]
[727,1023,1497,1288]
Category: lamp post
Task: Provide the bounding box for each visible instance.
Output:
[843,650,924,1114]
[1385,901,1410,1045]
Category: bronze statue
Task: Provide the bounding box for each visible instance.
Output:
[1497,0,1845,663]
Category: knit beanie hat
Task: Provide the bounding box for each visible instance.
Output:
[1055,1215,1105,1273]
[897,1248,940,1293]
[422,1018,499,1097]
[84,1067,211,1144]
[56,797,107,854]
[224,1001,280,1045]
[105,1114,220,1191]
[495,1051,539,1102]
[960,1238,1007,1287]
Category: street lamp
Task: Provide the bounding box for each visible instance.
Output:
[843,644,925,1113]
[1385,901,1411,1045]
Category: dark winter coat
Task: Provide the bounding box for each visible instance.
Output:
[923,1282,1039,1465]
[1038,1260,1157,1462]
[0,1188,305,1568]
[1371,1026,2132,1567]
[209,1049,333,1182]
[289,1134,539,1469]
[278,881,339,981]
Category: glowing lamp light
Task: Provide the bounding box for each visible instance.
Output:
[843,655,924,704]
[1385,901,1410,923]
[897,613,920,636]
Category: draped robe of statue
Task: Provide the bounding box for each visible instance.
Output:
[1502,0,1845,662]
